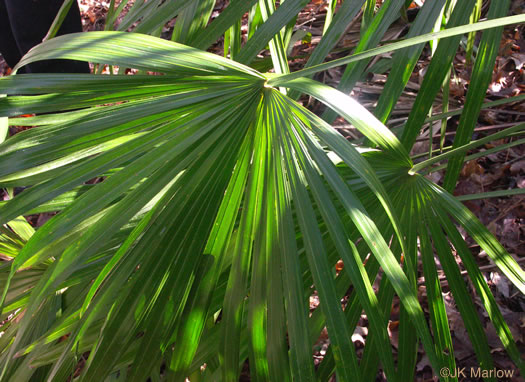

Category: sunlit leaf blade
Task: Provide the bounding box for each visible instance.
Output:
[168,127,255,379]
[322,0,406,123]
[267,14,525,85]
[191,0,259,50]
[322,0,337,33]
[419,219,457,380]
[278,95,441,377]
[374,0,447,123]
[13,32,264,78]
[436,211,525,375]
[279,77,411,164]
[280,99,396,380]
[81,104,254,381]
[396,208,419,382]
[442,0,510,191]
[287,0,365,99]
[422,178,525,294]
[246,93,272,381]
[116,0,165,32]
[271,121,313,381]
[400,0,476,149]
[456,187,525,201]
[171,0,215,44]
[411,122,525,175]
[278,106,361,380]
[258,0,290,75]
[264,186,291,382]
[423,197,496,376]
[358,200,407,380]
[128,0,187,35]
[220,94,265,381]
[237,0,310,65]
[0,94,8,142]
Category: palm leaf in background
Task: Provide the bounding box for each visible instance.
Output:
[0,1,524,381]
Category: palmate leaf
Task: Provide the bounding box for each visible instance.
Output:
[442,0,510,191]
[0,31,523,381]
[338,153,525,376]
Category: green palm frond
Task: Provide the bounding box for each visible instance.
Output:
[0,2,524,380]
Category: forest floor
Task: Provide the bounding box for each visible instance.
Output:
[0,1,524,381]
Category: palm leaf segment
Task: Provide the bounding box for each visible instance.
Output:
[0,32,523,381]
